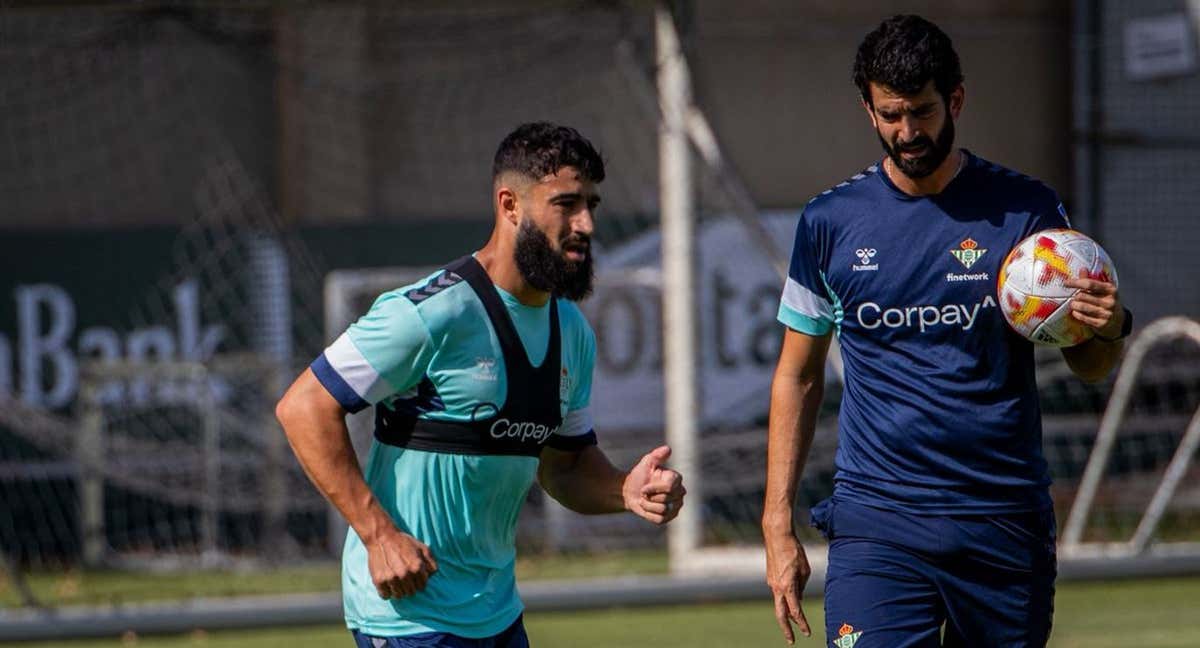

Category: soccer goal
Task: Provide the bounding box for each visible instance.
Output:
[1060,317,1200,563]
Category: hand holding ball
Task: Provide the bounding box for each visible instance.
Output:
[997,229,1118,347]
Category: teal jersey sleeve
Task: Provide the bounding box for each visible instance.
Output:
[311,290,434,412]
[555,301,596,441]
[568,314,595,411]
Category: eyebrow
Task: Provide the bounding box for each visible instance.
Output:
[878,101,938,116]
[549,192,601,205]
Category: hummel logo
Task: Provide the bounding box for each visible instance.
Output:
[472,357,498,382]
[852,248,879,272]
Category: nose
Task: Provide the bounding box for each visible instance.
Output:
[898,115,923,144]
[571,208,594,238]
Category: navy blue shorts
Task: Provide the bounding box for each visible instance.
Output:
[351,615,529,648]
[811,499,1056,648]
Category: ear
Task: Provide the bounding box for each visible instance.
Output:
[861,97,878,130]
[496,184,520,227]
[948,84,965,121]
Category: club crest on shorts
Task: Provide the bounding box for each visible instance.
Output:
[834,623,863,648]
[951,237,987,269]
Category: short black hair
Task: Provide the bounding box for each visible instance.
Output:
[492,122,605,183]
[853,15,963,106]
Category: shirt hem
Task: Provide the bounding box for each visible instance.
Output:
[832,478,1052,515]
[344,604,524,639]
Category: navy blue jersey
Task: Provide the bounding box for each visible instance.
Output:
[778,151,1070,514]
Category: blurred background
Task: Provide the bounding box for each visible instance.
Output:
[0,1,1198,646]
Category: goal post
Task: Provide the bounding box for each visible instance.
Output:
[1062,316,1200,559]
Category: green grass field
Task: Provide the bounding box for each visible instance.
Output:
[0,552,667,609]
[6,576,1200,647]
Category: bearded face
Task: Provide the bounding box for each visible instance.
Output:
[513,217,594,301]
[876,109,956,179]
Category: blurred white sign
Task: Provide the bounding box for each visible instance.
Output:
[585,214,798,430]
[1125,12,1197,81]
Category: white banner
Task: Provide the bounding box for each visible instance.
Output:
[584,213,798,430]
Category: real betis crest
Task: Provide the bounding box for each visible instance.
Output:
[833,623,863,648]
[951,237,986,269]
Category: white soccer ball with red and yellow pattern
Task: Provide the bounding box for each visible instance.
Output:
[997,229,1118,347]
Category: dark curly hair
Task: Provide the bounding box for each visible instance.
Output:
[492,122,605,183]
[853,15,963,107]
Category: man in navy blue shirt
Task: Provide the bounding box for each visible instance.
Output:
[762,15,1130,647]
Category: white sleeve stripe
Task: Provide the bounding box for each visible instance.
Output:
[781,277,834,321]
[559,406,593,437]
[324,333,394,404]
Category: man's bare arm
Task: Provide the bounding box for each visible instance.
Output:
[538,444,685,525]
[275,369,436,598]
[763,329,831,643]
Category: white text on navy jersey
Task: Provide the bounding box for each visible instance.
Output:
[856,295,997,333]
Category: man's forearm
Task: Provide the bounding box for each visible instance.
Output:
[762,373,823,538]
[1062,336,1123,383]
[538,445,627,514]
[276,394,396,544]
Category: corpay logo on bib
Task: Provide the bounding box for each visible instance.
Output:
[490,418,558,444]
[857,295,997,333]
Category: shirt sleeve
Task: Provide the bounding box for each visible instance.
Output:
[547,313,597,451]
[309,291,434,413]
[777,209,836,335]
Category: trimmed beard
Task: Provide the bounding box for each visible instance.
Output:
[514,219,594,301]
[878,114,956,180]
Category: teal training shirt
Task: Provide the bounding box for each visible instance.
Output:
[311,264,597,638]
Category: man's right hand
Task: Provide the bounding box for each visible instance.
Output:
[765,533,812,644]
[366,528,438,599]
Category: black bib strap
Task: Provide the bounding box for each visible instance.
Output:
[446,256,526,367]
[444,255,561,408]
[377,255,565,456]
[375,414,549,457]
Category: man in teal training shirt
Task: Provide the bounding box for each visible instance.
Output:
[276,122,687,647]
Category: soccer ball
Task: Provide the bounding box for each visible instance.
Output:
[997,229,1118,347]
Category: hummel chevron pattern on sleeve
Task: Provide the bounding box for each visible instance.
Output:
[406,270,463,304]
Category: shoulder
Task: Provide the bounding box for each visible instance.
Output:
[555,298,596,347]
[395,267,479,338]
[342,283,437,366]
[801,162,886,225]
[967,153,1062,212]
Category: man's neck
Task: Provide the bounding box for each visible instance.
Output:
[473,245,552,307]
[884,148,964,196]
